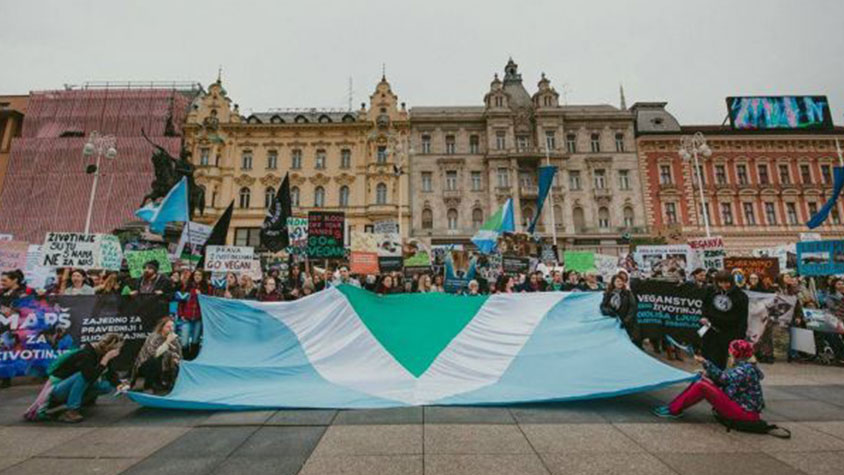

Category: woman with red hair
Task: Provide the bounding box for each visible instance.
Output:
[653,340,765,422]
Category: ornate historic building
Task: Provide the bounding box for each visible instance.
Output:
[184,76,410,247]
[409,59,646,253]
[633,102,844,251]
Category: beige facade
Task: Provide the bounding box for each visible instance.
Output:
[184,77,410,247]
[409,59,647,253]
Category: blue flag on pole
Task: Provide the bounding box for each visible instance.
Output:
[807,167,844,229]
[135,177,190,234]
[527,166,558,234]
[471,198,515,254]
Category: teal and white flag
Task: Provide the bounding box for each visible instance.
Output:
[130,287,694,410]
[471,198,515,254]
[135,177,189,234]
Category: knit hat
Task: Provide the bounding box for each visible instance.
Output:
[729,339,754,360]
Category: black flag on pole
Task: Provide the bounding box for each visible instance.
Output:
[260,173,292,252]
[196,200,234,269]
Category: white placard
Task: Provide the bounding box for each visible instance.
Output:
[204,245,255,273]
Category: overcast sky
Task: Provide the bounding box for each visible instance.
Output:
[2,0,843,124]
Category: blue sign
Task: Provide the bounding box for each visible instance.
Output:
[727,96,833,130]
[796,240,844,276]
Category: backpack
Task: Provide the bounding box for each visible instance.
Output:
[712,411,791,439]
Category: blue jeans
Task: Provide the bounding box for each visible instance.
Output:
[178,320,202,347]
[51,372,113,410]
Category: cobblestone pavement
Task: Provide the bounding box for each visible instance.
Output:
[1,358,843,474]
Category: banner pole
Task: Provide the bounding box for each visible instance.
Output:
[544,140,557,245]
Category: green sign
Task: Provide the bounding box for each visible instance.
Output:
[125,248,173,279]
[403,251,431,268]
[564,251,595,272]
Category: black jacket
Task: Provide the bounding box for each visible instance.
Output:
[51,344,117,385]
[600,288,636,323]
[702,285,749,341]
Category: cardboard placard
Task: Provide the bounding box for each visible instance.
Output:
[40,232,121,270]
[307,211,345,259]
[125,248,173,278]
[688,236,725,270]
[350,251,379,275]
[563,251,595,273]
[174,222,213,264]
[286,217,309,254]
[724,257,780,288]
[204,245,255,273]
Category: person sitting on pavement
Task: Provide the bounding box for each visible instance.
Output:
[131,317,182,393]
[653,339,765,422]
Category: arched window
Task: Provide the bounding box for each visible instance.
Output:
[472,208,484,229]
[598,207,610,229]
[290,186,300,207]
[573,207,585,232]
[422,208,433,229]
[376,183,387,205]
[339,186,349,207]
[264,186,275,209]
[241,151,253,170]
[239,187,251,209]
[314,186,325,207]
[623,207,635,228]
[447,208,458,230]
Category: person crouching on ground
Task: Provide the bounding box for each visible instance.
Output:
[131,317,182,393]
[653,340,764,421]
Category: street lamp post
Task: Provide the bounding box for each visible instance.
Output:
[679,132,712,237]
[82,132,117,234]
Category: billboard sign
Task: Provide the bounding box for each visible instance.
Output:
[727,96,833,131]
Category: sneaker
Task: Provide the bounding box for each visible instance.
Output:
[652,405,682,419]
[58,410,84,423]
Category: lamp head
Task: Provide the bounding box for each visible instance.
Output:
[105,147,117,159]
[83,142,96,157]
[700,144,712,157]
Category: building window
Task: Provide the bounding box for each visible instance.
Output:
[422,208,433,229]
[721,203,733,225]
[799,164,811,183]
[421,172,432,192]
[758,164,769,185]
[516,135,529,151]
[593,169,606,189]
[239,187,251,208]
[264,186,275,209]
[700,202,710,225]
[598,207,610,229]
[821,165,832,184]
[832,207,841,225]
[519,171,534,189]
[234,228,261,247]
[267,150,278,169]
[573,207,585,231]
[554,205,563,227]
[623,207,634,227]
[521,207,534,229]
[376,183,387,204]
[765,202,777,224]
[472,208,483,229]
[241,151,253,170]
[471,171,482,191]
[612,170,628,190]
[695,164,706,186]
[545,130,555,150]
[665,203,677,224]
[808,202,818,219]
[569,171,581,190]
[421,135,431,154]
[715,165,727,185]
[377,146,387,164]
[447,209,458,230]
[743,202,756,225]
[291,149,302,169]
[445,135,456,154]
[778,164,790,185]
[659,165,673,185]
[290,186,299,207]
[590,133,600,152]
[497,168,509,187]
[341,149,351,169]
[314,186,325,207]
[786,202,798,225]
[315,149,326,169]
[445,171,458,191]
[737,164,748,185]
[614,133,624,152]
[494,96,503,107]
[200,148,210,166]
[565,134,576,153]
[469,135,480,154]
[339,186,349,207]
[496,131,506,150]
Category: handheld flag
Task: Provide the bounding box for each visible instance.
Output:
[196,201,234,269]
[135,177,189,234]
[807,166,844,229]
[260,173,292,252]
[471,198,515,254]
[527,166,558,234]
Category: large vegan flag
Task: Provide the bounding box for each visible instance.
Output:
[135,177,189,234]
[260,173,292,252]
[130,287,694,410]
[527,165,558,234]
[471,198,515,254]
[807,166,844,229]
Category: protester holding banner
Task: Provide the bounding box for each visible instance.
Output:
[61,269,95,296]
[702,271,749,369]
[600,273,640,346]
[177,270,207,358]
[257,276,283,302]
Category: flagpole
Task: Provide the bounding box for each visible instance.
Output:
[544,141,557,244]
[836,137,843,167]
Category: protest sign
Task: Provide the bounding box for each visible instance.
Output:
[502,256,530,276]
[378,256,403,273]
[632,279,705,344]
[594,254,619,282]
[174,222,212,264]
[0,234,13,241]
[745,291,797,343]
[98,235,123,271]
[286,217,308,254]
[724,257,779,289]
[796,240,844,276]
[40,233,99,269]
[800,232,821,242]
[204,246,255,273]
[688,236,725,270]
[563,251,595,273]
[0,295,168,377]
[633,244,695,279]
[350,252,379,275]
[125,248,173,278]
[540,244,558,263]
[477,253,503,282]
[804,308,844,334]
[376,233,402,257]
[753,244,797,271]
[0,240,29,272]
[24,245,52,290]
[351,231,378,253]
[307,211,345,259]
[374,220,399,235]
